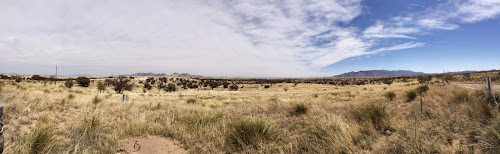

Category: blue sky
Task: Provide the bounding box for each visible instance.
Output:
[0,0,499,77]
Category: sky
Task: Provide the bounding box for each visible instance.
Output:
[0,0,499,77]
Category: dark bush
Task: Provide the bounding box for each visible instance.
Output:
[76,77,90,87]
[264,85,270,88]
[383,79,393,86]
[64,80,74,88]
[165,83,176,92]
[415,85,429,93]
[384,91,396,101]
[143,82,152,91]
[229,84,239,91]
[31,75,45,81]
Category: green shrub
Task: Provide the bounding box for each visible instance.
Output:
[349,104,391,134]
[184,113,223,129]
[226,119,277,151]
[384,92,396,101]
[405,90,417,102]
[290,104,308,116]
[229,84,239,91]
[12,75,23,82]
[26,123,56,154]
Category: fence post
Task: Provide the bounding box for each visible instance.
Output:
[123,94,126,102]
[0,104,4,153]
[420,90,423,114]
[487,77,497,105]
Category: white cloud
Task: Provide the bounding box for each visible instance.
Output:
[0,0,498,77]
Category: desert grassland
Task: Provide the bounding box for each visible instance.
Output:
[0,79,499,154]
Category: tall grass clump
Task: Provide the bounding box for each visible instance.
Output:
[384,92,396,101]
[290,104,308,116]
[297,117,357,153]
[405,90,417,102]
[186,98,197,104]
[474,88,500,104]
[452,90,469,104]
[79,113,102,141]
[349,104,391,135]
[183,113,223,130]
[91,96,101,105]
[26,123,57,154]
[482,119,500,153]
[226,118,277,151]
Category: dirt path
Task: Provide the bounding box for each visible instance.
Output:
[454,83,500,91]
[119,136,187,154]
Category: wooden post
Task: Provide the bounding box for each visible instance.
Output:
[487,77,497,105]
[420,90,423,114]
[0,104,4,153]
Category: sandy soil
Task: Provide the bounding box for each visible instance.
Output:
[118,136,187,154]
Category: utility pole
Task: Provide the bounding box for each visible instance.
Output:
[56,64,58,77]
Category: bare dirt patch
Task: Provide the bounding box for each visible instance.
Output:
[119,136,187,154]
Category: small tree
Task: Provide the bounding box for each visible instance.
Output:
[144,82,152,91]
[65,80,74,88]
[76,77,90,87]
[111,76,133,94]
[12,75,23,82]
[229,84,238,91]
[97,81,106,93]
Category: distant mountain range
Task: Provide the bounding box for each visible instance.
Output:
[128,72,203,78]
[334,70,427,77]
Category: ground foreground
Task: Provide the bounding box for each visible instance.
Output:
[0,78,499,153]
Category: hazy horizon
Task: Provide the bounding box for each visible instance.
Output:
[1,0,499,77]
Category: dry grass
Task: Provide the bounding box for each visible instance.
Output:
[0,78,499,153]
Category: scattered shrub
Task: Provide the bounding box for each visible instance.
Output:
[68,94,75,99]
[143,82,152,91]
[405,90,417,102]
[76,77,90,87]
[383,79,393,86]
[64,80,74,88]
[226,119,277,151]
[26,123,56,154]
[264,85,270,88]
[229,84,239,91]
[349,104,391,134]
[290,104,308,116]
[384,92,396,101]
